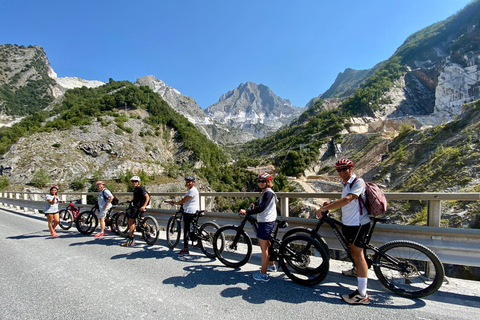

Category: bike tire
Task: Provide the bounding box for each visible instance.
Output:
[198,221,223,259]
[373,240,445,298]
[166,216,181,249]
[75,211,98,234]
[282,226,329,250]
[213,225,252,268]
[58,209,73,230]
[279,234,330,286]
[109,212,120,234]
[142,216,160,245]
[115,212,130,237]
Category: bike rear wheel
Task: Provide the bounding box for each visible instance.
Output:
[142,216,159,245]
[58,209,73,230]
[213,226,252,268]
[279,234,330,286]
[198,222,223,259]
[115,212,129,237]
[166,216,181,249]
[75,211,98,234]
[109,212,120,234]
[373,240,445,298]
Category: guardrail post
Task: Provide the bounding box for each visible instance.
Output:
[427,200,442,227]
[200,195,206,211]
[280,196,289,217]
[23,193,29,212]
[33,194,39,214]
[9,192,14,208]
[15,193,21,210]
[81,195,87,204]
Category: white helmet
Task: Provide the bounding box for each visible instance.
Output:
[130,176,141,182]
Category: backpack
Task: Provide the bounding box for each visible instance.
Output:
[350,178,387,216]
[103,189,119,205]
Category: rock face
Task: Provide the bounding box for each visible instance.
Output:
[206,82,304,137]
[0,111,187,185]
[52,76,105,98]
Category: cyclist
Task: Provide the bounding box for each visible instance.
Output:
[167,175,199,255]
[239,172,277,282]
[316,158,371,305]
[44,185,61,237]
[94,181,114,238]
[121,176,150,247]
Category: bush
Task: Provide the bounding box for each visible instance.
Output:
[31,169,50,188]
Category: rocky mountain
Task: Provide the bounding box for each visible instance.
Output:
[206,82,304,137]
[134,75,256,145]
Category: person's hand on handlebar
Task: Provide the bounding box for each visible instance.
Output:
[166,200,175,205]
[239,209,247,215]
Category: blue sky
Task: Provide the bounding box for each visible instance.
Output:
[0,0,473,109]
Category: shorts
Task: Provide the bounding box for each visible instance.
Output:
[44,211,58,216]
[257,222,275,240]
[127,206,142,220]
[342,222,371,248]
[97,204,112,219]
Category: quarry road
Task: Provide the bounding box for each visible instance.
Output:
[0,208,479,320]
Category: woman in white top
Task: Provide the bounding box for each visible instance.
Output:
[44,185,60,237]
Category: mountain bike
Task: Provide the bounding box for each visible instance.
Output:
[166,203,225,259]
[114,201,160,245]
[282,210,445,298]
[212,213,330,286]
[75,204,99,234]
[58,201,81,230]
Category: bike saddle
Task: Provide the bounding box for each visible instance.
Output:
[276,217,288,228]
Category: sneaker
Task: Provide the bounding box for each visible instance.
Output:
[342,290,370,305]
[177,248,189,256]
[94,232,105,238]
[252,272,270,282]
[267,263,278,272]
[342,267,357,277]
[193,243,201,249]
[121,239,135,247]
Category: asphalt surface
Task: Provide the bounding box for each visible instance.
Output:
[1,207,479,320]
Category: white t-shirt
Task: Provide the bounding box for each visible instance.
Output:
[44,194,59,213]
[341,174,370,226]
[183,186,199,214]
[98,189,113,212]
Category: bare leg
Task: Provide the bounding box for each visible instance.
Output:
[259,239,270,274]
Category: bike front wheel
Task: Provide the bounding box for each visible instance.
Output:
[142,216,159,245]
[198,221,223,259]
[213,225,252,268]
[58,209,73,230]
[115,212,130,237]
[373,240,445,298]
[279,234,330,286]
[75,211,98,234]
[166,216,181,249]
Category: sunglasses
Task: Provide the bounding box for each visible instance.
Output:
[257,180,267,183]
[336,168,350,172]
[131,180,139,183]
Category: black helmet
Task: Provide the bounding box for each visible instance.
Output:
[185,175,196,182]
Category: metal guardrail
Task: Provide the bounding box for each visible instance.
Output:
[1,194,480,268]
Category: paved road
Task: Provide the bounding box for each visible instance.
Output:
[1,208,479,320]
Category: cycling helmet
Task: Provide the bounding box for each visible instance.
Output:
[184,175,196,182]
[50,185,58,191]
[130,175,141,182]
[335,158,354,169]
[258,172,272,181]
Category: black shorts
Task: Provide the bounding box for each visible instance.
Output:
[342,223,370,248]
[127,206,142,220]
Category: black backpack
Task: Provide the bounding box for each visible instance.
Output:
[103,189,119,205]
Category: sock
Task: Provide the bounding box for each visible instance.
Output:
[358,277,368,297]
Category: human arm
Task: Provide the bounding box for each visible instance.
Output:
[315,193,358,217]
[167,195,192,206]
[246,192,274,215]
[140,192,150,212]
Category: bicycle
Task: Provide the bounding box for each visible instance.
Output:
[58,201,81,230]
[75,204,99,234]
[166,203,225,258]
[282,210,445,298]
[212,213,330,286]
[114,201,160,245]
